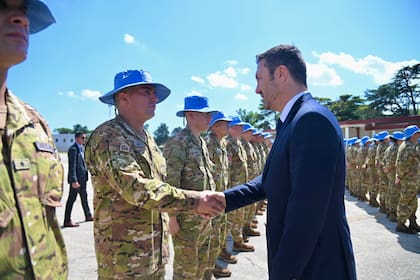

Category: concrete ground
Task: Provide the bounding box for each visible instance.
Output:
[57,153,420,280]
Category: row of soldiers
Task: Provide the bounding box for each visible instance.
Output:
[345,125,420,234]
[162,96,273,279]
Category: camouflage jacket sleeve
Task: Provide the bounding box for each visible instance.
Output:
[396,142,418,179]
[85,122,199,214]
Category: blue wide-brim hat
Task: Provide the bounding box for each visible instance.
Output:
[228,116,246,127]
[388,131,404,141]
[210,111,232,127]
[176,95,218,117]
[403,125,420,139]
[376,130,389,141]
[99,70,170,105]
[27,0,56,34]
[242,123,254,132]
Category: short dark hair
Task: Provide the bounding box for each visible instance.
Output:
[75,132,85,139]
[256,44,307,87]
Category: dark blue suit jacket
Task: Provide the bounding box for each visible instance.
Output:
[67,142,88,184]
[224,93,356,280]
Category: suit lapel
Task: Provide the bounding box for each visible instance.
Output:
[261,93,312,182]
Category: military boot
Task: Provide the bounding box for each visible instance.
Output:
[408,216,420,232]
[233,241,255,252]
[369,198,379,208]
[388,212,397,222]
[243,224,261,237]
[204,269,217,280]
[213,265,232,278]
[396,222,417,234]
[218,249,237,264]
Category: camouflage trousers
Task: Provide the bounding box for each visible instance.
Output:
[228,208,245,243]
[397,180,419,223]
[244,203,257,224]
[386,172,399,214]
[367,167,379,201]
[359,168,368,198]
[347,168,356,194]
[378,169,389,209]
[172,215,211,280]
[207,214,228,266]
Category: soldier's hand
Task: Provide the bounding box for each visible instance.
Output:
[196,191,226,219]
[71,182,81,189]
[168,216,180,235]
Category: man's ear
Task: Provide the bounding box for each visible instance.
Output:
[275,65,288,81]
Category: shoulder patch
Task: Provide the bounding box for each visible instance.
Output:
[120,143,131,153]
[34,142,55,153]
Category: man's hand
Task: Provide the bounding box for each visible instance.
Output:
[196,191,226,219]
[71,182,81,189]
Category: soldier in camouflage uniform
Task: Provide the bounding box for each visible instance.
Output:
[364,137,379,207]
[395,125,420,234]
[346,138,359,196]
[240,124,261,238]
[0,2,68,279]
[205,112,233,278]
[163,96,218,280]
[356,136,371,201]
[225,117,255,252]
[375,131,390,213]
[383,131,404,222]
[85,72,224,280]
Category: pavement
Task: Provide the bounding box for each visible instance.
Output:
[57,153,420,280]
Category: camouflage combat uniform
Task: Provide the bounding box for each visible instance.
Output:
[85,116,201,280]
[205,132,229,267]
[346,143,358,195]
[356,144,369,200]
[225,135,248,243]
[383,142,399,218]
[241,138,259,227]
[163,127,215,280]
[395,140,420,223]
[0,91,68,279]
[365,141,378,205]
[376,141,389,211]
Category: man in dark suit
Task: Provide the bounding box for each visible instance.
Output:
[63,132,93,227]
[222,45,357,279]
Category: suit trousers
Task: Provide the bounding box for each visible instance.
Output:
[64,180,91,222]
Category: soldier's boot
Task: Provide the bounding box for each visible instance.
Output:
[243,224,261,237]
[255,209,265,216]
[212,265,232,278]
[388,212,397,222]
[233,241,255,252]
[250,220,258,229]
[242,235,249,243]
[369,197,380,208]
[218,249,237,264]
[396,222,417,234]
[204,269,217,280]
[408,216,420,232]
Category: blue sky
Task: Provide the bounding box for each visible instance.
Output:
[7,0,420,133]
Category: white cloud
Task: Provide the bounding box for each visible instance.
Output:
[191,76,205,84]
[207,71,238,88]
[240,67,250,75]
[58,89,102,100]
[81,89,101,100]
[307,63,343,86]
[224,66,237,78]
[124,33,135,44]
[234,93,248,101]
[240,84,252,91]
[312,51,419,85]
[226,60,238,65]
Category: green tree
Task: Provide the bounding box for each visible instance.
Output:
[171,127,182,136]
[154,123,170,146]
[54,124,90,134]
[54,127,73,134]
[323,94,366,121]
[365,83,408,116]
[393,63,420,115]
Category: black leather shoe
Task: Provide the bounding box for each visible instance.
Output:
[63,221,80,228]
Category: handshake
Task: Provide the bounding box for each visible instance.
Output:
[196,191,226,219]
